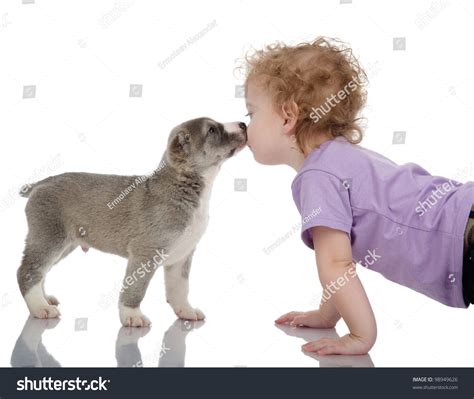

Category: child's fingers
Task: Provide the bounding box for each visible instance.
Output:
[275,311,295,322]
[275,314,293,324]
[275,311,302,324]
[289,315,307,326]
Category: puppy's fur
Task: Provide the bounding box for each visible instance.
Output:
[17,117,247,327]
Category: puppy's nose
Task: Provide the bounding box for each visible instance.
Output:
[238,122,247,131]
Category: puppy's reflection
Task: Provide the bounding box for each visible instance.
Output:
[158,319,203,367]
[11,316,61,367]
[115,325,151,367]
[115,319,204,367]
[275,324,374,367]
[11,316,203,367]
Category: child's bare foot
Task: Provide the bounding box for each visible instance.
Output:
[275,310,336,328]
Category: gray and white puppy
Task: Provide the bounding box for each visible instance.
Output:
[17,117,247,327]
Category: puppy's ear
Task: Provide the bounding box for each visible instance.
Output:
[171,130,191,155]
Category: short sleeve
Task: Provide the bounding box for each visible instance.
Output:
[292,169,353,249]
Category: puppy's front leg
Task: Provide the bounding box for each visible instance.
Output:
[164,250,205,321]
[119,255,158,327]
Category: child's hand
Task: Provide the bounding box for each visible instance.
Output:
[275,310,336,329]
[302,333,372,356]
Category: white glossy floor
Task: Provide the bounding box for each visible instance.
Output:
[2,204,474,367]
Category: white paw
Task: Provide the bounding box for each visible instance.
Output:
[119,304,151,327]
[122,314,151,328]
[30,304,61,319]
[25,284,61,319]
[46,295,60,306]
[175,306,205,321]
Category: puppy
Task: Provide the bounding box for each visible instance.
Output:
[17,117,247,327]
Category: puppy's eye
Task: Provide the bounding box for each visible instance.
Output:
[208,126,217,135]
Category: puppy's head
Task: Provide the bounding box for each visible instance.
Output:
[167,117,247,170]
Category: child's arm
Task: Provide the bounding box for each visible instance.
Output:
[302,226,377,355]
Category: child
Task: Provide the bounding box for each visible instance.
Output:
[240,37,474,356]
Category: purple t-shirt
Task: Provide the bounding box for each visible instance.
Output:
[291,136,474,308]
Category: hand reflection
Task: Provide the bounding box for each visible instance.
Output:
[274,323,374,367]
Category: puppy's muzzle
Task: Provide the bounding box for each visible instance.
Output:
[224,121,248,151]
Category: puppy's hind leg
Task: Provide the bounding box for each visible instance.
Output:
[41,242,76,306]
[18,187,74,319]
[17,235,69,319]
[119,255,158,327]
[164,250,205,321]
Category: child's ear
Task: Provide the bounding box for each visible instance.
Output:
[281,100,298,133]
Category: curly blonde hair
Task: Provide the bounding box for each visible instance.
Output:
[238,36,368,152]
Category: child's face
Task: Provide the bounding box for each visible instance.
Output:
[244,80,292,165]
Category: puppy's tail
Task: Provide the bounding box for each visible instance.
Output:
[19,182,38,198]
[19,178,50,198]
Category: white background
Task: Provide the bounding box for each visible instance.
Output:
[1,0,473,367]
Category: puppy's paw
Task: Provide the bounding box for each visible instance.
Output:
[24,284,60,320]
[122,315,151,328]
[119,305,151,327]
[46,295,60,306]
[30,304,61,319]
[175,306,205,321]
